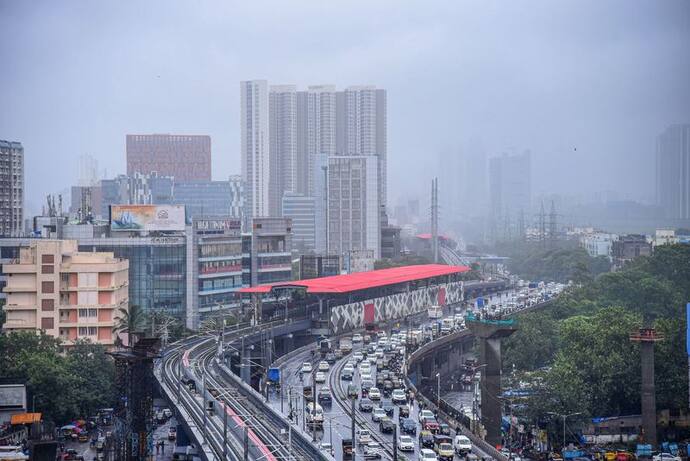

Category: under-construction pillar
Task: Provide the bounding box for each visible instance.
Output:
[630,327,663,446]
[467,318,517,447]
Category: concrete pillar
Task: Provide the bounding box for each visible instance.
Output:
[240,346,251,384]
[479,337,502,447]
[640,341,657,446]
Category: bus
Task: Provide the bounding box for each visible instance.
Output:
[427,305,443,319]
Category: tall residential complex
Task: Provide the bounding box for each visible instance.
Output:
[656,124,690,221]
[0,140,24,237]
[489,150,532,221]
[2,240,129,348]
[241,80,271,217]
[327,156,380,259]
[240,82,387,227]
[126,134,211,181]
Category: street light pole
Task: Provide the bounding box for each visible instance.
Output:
[436,372,441,411]
[547,412,582,449]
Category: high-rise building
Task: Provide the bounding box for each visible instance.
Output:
[489,150,532,220]
[126,134,211,181]
[269,85,297,215]
[100,172,174,217]
[282,193,316,253]
[0,140,24,237]
[173,178,243,220]
[328,156,380,259]
[336,86,387,209]
[656,124,690,221]
[1,240,129,348]
[297,85,337,196]
[241,80,271,218]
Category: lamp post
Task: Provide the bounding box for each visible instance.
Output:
[436,372,441,411]
[547,411,582,449]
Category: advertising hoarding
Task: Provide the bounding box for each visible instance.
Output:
[110,205,185,232]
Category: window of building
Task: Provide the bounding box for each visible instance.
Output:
[41,281,54,293]
[41,264,54,274]
[41,254,54,264]
[41,299,54,311]
[41,317,54,330]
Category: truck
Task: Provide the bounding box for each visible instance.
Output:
[427,305,443,319]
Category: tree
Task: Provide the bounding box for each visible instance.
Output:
[112,304,146,347]
[66,340,116,418]
[503,311,559,371]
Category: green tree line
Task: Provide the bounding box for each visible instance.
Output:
[503,244,690,422]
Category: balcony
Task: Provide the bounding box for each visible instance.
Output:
[2,264,37,274]
[3,303,36,311]
[3,284,36,293]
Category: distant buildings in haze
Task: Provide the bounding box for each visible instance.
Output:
[656,124,690,222]
[126,134,212,181]
[0,140,24,237]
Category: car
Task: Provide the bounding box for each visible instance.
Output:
[453,435,472,455]
[423,418,439,432]
[398,405,410,419]
[361,372,373,382]
[318,361,330,371]
[465,453,480,461]
[381,401,395,417]
[418,409,435,424]
[361,379,374,391]
[325,352,336,364]
[301,362,313,373]
[368,355,378,364]
[358,398,374,412]
[398,434,415,452]
[168,427,177,441]
[347,384,359,399]
[353,333,363,343]
[379,417,396,433]
[436,442,454,461]
[357,429,372,444]
[315,371,326,383]
[419,448,438,461]
[653,455,681,461]
[318,388,332,404]
[319,442,333,452]
[353,352,364,363]
[363,334,372,343]
[341,367,354,380]
[400,417,417,435]
[391,389,407,404]
[419,430,435,449]
[368,387,382,400]
[372,407,387,422]
[360,362,372,372]
[438,423,451,436]
[363,441,382,459]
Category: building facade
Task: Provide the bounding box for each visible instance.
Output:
[489,150,532,223]
[269,85,297,215]
[298,86,337,197]
[241,80,271,218]
[656,124,690,221]
[282,193,316,254]
[0,140,24,237]
[328,156,380,259]
[186,217,243,329]
[244,217,292,286]
[611,234,652,270]
[100,172,174,217]
[2,240,128,347]
[173,178,243,220]
[126,134,211,181]
[579,232,616,259]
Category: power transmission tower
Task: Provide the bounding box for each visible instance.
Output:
[548,200,558,247]
[431,178,439,263]
[538,201,546,247]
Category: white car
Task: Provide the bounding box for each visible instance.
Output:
[314,372,326,383]
[371,407,386,422]
[357,429,372,444]
[454,435,472,454]
[418,409,435,423]
[363,441,381,459]
[318,361,330,372]
[361,372,373,382]
[353,352,364,363]
[398,435,415,452]
[360,362,372,373]
[368,387,382,400]
[419,448,438,461]
[391,389,407,404]
[653,455,681,461]
[300,362,313,373]
[352,333,363,343]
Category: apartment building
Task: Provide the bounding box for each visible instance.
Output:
[2,240,129,347]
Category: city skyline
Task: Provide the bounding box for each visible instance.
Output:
[2,1,689,217]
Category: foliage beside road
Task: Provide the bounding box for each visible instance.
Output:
[492,240,611,284]
[504,244,690,421]
[0,332,116,424]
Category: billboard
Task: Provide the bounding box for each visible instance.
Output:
[110,205,185,232]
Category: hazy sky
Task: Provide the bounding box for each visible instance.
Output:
[1,0,689,215]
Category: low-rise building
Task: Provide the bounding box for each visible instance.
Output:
[579,232,616,259]
[611,234,652,269]
[2,240,128,347]
[654,229,678,246]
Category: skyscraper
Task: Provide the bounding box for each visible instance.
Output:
[336,86,387,209]
[241,80,271,217]
[126,134,211,181]
[0,140,24,237]
[269,85,297,215]
[489,150,532,221]
[656,124,690,221]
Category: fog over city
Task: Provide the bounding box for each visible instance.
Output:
[1,0,689,223]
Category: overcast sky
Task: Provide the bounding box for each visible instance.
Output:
[1,0,689,215]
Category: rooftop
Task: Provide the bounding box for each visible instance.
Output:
[238,263,469,295]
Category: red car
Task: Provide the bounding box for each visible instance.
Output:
[422,418,440,433]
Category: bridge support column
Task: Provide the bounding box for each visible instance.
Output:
[240,346,251,384]
[467,319,517,448]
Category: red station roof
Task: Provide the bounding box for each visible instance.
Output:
[238,264,470,295]
[416,233,450,240]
